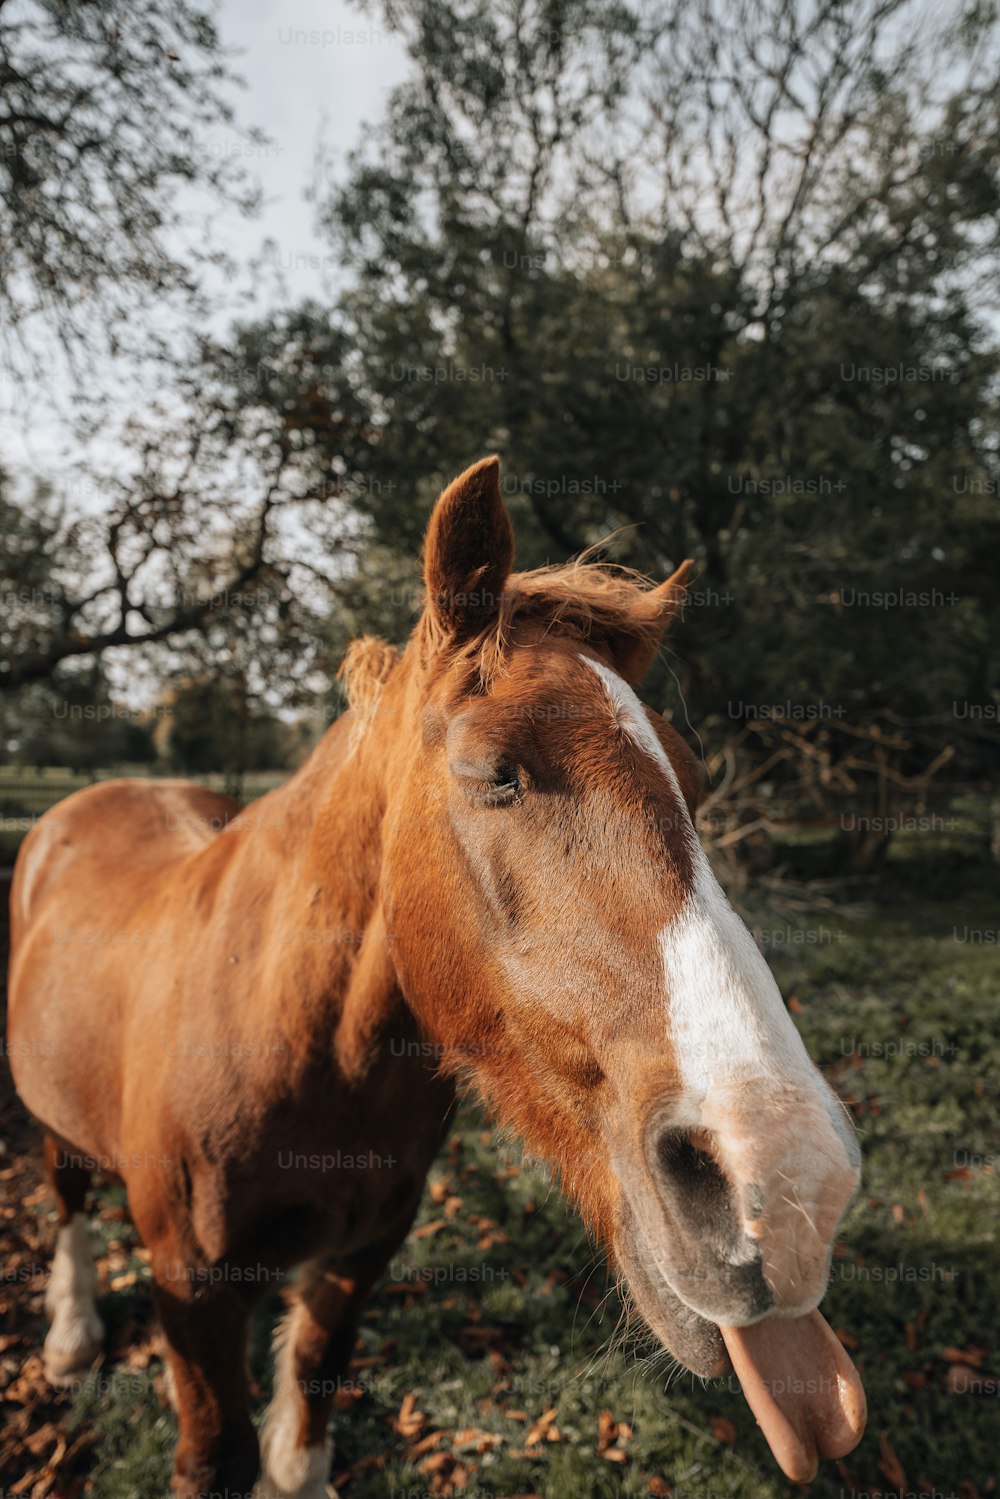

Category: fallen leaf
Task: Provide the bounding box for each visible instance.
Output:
[525,1407,558,1446]
[407,1431,446,1459]
[394,1393,426,1439]
[878,1432,907,1488]
[412,1219,448,1240]
[710,1416,737,1449]
[597,1408,618,1453]
[942,1345,984,1366]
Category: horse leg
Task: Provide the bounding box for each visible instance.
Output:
[255,1243,397,1499]
[154,1276,259,1499]
[42,1132,105,1386]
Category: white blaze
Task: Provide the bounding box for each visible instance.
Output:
[580,655,855,1159]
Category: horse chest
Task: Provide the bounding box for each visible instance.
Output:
[173,1046,454,1268]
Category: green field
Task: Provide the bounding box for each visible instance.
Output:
[1,828,998,1498]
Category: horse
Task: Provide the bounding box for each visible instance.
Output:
[6,456,866,1498]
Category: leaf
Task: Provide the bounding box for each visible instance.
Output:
[942,1346,984,1366]
[597,1408,618,1453]
[407,1431,445,1459]
[710,1416,737,1449]
[525,1407,558,1446]
[394,1392,426,1439]
[411,1218,448,1239]
[878,1432,907,1488]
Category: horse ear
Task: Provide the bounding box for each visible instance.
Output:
[423,456,514,638]
[613,558,695,684]
[649,557,695,614]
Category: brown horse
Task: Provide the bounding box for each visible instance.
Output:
[7,457,865,1497]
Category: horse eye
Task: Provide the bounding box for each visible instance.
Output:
[483,762,521,804]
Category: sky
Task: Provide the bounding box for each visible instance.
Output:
[0,0,412,485]
[216,0,410,304]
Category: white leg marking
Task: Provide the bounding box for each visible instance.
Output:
[43,1214,105,1383]
[255,1303,332,1499]
[161,1353,178,1411]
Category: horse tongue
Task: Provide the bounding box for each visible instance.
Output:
[720,1309,866,1483]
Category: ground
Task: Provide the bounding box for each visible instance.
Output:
[1,829,998,1499]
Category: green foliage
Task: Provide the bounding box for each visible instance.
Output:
[187,0,1000,807]
[160,675,301,774]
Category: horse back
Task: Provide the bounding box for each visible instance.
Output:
[6,778,241,1152]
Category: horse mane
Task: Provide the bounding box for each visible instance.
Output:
[416,554,671,687]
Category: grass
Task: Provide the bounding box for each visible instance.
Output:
[1,838,998,1498]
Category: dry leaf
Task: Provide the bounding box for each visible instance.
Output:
[941,1346,984,1366]
[525,1407,558,1446]
[878,1432,907,1488]
[710,1416,737,1448]
[395,1392,426,1439]
[411,1218,448,1240]
[597,1408,618,1453]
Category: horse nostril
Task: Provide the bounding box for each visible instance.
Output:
[655,1129,736,1242]
[649,1127,773,1320]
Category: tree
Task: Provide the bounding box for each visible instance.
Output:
[0,0,261,378]
[259,0,998,858]
[155,675,299,777]
[0,338,365,697]
[0,664,156,770]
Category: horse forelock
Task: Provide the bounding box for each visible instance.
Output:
[415,557,673,688]
[337,636,402,746]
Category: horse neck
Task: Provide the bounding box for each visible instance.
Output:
[252,657,414,1070]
